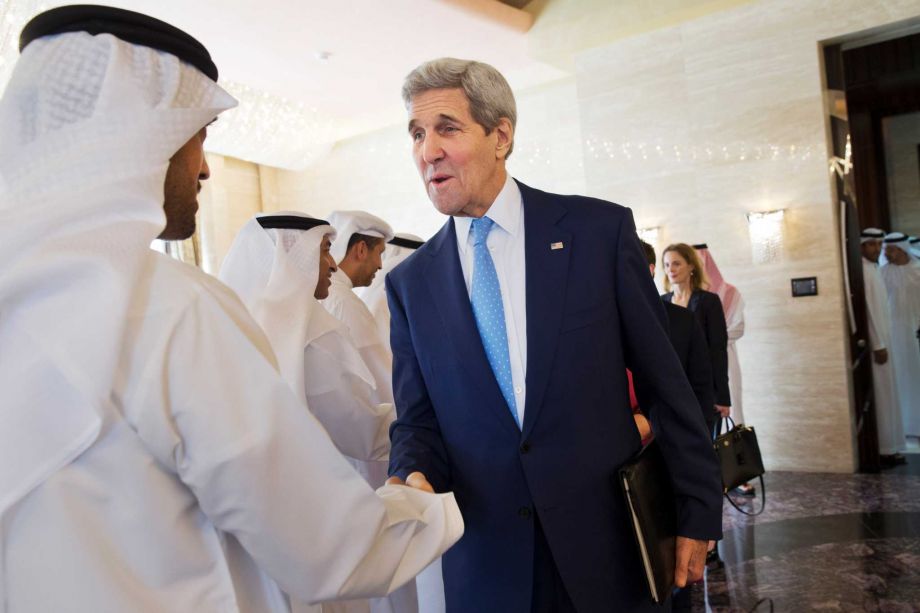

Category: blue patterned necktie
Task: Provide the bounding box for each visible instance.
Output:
[469,216,519,427]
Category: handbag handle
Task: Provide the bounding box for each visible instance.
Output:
[724,474,766,516]
[748,597,774,612]
[713,415,737,439]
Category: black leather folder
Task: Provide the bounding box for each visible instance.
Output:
[618,440,677,604]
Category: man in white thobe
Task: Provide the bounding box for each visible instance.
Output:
[860,228,906,464]
[880,232,920,440]
[219,213,394,465]
[321,212,419,612]
[220,213,418,613]
[358,233,426,347]
[0,9,462,612]
[323,210,396,405]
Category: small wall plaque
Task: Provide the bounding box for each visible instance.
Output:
[791,277,818,297]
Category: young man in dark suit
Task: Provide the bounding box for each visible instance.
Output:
[386,58,722,612]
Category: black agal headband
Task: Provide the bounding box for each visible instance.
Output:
[257,215,330,232]
[20,4,219,81]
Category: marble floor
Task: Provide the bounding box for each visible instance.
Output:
[689,453,920,612]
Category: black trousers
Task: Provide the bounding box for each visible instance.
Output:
[531,515,577,613]
[530,516,673,612]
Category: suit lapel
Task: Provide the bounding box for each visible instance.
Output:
[425,219,520,434]
[519,182,571,438]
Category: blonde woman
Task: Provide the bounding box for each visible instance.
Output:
[661,242,731,420]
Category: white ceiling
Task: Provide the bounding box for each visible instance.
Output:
[49,0,569,141]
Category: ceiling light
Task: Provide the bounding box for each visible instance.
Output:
[206,80,336,171]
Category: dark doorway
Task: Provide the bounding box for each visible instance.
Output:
[823,26,920,472]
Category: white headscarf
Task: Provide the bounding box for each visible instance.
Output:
[860,227,885,245]
[694,244,743,324]
[880,232,920,318]
[358,232,424,322]
[327,210,395,263]
[0,31,236,515]
[880,232,919,266]
[219,212,375,404]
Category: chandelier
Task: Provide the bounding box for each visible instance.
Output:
[0,1,336,171]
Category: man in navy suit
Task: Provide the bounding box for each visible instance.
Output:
[385,58,722,612]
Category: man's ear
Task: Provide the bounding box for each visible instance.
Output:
[353,240,369,261]
[494,117,514,160]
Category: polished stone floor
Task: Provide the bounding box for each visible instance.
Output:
[689,453,920,612]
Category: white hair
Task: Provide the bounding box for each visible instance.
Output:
[402,58,517,157]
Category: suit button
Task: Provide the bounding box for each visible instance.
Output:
[520,441,531,454]
[518,506,532,519]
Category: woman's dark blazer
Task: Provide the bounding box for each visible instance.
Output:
[662,289,731,407]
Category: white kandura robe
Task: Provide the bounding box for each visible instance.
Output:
[218,218,395,465]
[323,269,394,485]
[2,254,463,612]
[863,257,906,453]
[218,217,414,613]
[303,328,394,462]
[695,245,745,424]
[320,270,417,613]
[725,295,745,424]
[358,243,419,348]
[880,260,920,437]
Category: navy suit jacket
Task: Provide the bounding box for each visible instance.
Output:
[386,181,722,612]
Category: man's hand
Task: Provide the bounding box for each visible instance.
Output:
[633,413,652,441]
[873,348,888,365]
[385,471,434,493]
[715,404,731,418]
[674,536,708,587]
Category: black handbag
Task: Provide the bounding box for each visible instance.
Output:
[713,417,765,516]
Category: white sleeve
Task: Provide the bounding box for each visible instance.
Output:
[304,333,395,462]
[864,270,889,351]
[726,296,745,342]
[325,294,394,404]
[144,290,462,603]
[865,299,885,352]
[358,341,395,404]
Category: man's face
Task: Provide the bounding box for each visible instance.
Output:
[408,88,512,217]
[860,240,882,263]
[885,245,910,265]
[160,127,210,240]
[314,234,337,300]
[354,240,386,287]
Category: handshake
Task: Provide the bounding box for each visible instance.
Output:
[386,471,434,492]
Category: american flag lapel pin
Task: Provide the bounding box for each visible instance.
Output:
[551,241,564,250]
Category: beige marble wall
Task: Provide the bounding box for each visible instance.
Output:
[575,0,920,472]
[525,0,759,70]
[197,154,264,274]
[882,112,920,237]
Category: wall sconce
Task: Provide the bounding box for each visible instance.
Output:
[637,226,660,245]
[746,209,785,264]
